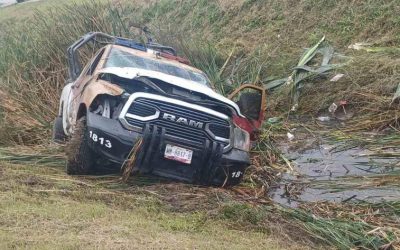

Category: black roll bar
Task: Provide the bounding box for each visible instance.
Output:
[67,31,177,81]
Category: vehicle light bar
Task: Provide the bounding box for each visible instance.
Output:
[114,38,147,52]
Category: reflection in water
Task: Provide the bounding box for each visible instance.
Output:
[270,140,400,207]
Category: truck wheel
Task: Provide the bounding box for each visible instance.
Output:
[65,117,95,175]
[52,116,66,144]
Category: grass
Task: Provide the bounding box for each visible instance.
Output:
[0,150,310,250]
[0,0,399,249]
[282,207,399,250]
[0,0,75,22]
[1,146,399,249]
[1,0,399,143]
[293,201,400,249]
[0,0,113,23]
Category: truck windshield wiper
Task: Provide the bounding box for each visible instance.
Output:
[134,76,167,95]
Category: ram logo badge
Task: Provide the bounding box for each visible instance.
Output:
[162,113,204,129]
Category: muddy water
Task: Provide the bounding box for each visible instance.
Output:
[270,138,400,207]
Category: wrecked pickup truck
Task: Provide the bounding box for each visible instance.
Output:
[53,32,265,186]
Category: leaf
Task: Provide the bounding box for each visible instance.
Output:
[263,36,348,112]
[263,78,288,90]
[297,36,325,66]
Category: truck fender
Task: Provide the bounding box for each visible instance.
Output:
[59,82,74,136]
[80,79,124,107]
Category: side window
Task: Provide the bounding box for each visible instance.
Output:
[87,48,106,76]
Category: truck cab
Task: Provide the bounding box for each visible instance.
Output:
[53,32,265,186]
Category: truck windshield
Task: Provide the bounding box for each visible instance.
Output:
[104,48,211,86]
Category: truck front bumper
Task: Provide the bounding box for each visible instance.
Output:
[86,112,250,186]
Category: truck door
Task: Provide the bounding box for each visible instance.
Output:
[228,84,266,140]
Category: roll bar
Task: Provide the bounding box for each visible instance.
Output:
[67,31,177,81]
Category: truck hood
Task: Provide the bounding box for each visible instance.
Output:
[98,67,244,117]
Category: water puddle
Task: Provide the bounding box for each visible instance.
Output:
[270,137,400,207]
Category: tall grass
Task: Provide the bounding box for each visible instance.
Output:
[1,0,399,144]
[0,1,133,144]
[0,0,268,144]
[282,206,399,250]
[0,1,399,249]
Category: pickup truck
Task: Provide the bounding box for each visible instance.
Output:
[53,32,265,186]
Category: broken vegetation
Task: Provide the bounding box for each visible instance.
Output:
[0,0,399,249]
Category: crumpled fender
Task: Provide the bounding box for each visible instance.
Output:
[81,79,124,107]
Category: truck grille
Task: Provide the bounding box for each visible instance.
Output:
[120,94,232,148]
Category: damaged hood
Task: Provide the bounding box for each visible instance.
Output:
[98,67,244,117]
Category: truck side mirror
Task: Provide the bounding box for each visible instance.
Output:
[228,84,266,122]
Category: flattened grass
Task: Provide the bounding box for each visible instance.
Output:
[0,151,308,250]
[0,0,399,249]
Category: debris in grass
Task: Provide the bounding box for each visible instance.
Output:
[317,116,330,122]
[267,117,281,124]
[330,73,344,82]
[392,82,400,104]
[121,138,143,182]
[348,42,400,53]
[328,103,338,113]
[348,42,373,50]
[287,132,295,141]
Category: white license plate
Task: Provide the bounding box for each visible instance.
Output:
[164,144,193,164]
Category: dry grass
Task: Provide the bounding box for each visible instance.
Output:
[0,1,399,249]
[0,149,313,250]
[297,201,400,249]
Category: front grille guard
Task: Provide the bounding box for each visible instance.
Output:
[127,123,225,185]
[118,92,234,152]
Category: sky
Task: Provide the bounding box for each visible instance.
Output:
[0,0,16,7]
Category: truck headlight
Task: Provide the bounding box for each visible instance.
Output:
[233,127,250,152]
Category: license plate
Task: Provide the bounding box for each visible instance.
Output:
[164,144,193,164]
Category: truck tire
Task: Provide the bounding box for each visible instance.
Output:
[65,117,95,175]
[52,116,66,143]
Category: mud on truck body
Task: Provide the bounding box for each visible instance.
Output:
[53,32,266,186]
